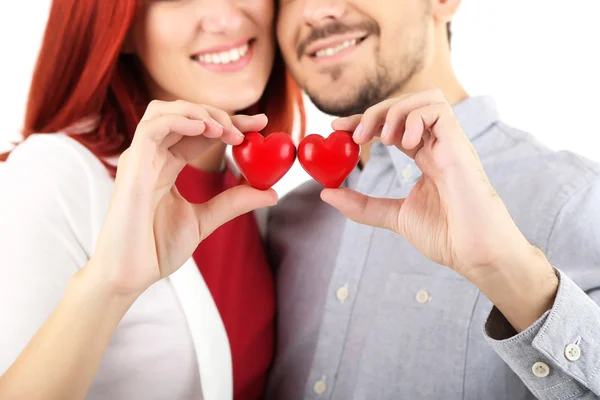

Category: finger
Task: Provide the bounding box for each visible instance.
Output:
[195,185,278,241]
[134,114,207,145]
[320,187,403,232]
[170,115,265,162]
[379,102,425,159]
[200,119,227,140]
[392,137,423,160]
[352,98,399,144]
[168,135,220,162]
[403,102,462,149]
[231,114,269,133]
[380,88,447,147]
[203,105,245,145]
[160,122,224,152]
[140,100,239,144]
[142,99,213,123]
[331,114,362,132]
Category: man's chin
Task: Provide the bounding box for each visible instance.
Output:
[304,76,382,117]
[308,93,365,117]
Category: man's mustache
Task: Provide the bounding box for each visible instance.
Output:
[296,20,380,60]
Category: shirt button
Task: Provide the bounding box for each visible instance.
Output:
[402,165,413,181]
[565,343,581,361]
[336,286,349,303]
[313,379,327,395]
[532,361,550,377]
[415,290,430,304]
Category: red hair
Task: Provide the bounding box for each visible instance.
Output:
[0,0,305,174]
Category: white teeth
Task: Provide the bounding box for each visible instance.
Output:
[315,38,359,58]
[194,42,250,64]
[219,51,230,63]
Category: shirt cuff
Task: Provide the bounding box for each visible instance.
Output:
[483,269,600,398]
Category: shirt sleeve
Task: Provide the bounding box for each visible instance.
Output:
[0,135,94,375]
[483,177,600,399]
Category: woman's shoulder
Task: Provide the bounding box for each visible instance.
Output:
[4,133,112,180]
[2,133,116,200]
[1,133,115,227]
[1,134,116,257]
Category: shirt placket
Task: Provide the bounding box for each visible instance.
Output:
[304,145,397,399]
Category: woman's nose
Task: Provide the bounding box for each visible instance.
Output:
[199,0,243,34]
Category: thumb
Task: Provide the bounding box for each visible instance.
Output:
[320,188,403,232]
[195,185,278,241]
[331,114,362,132]
[231,114,269,133]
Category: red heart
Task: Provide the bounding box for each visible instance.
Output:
[298,130,360,188]
[232,131,296,190]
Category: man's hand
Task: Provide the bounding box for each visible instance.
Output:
[325,88,558,331]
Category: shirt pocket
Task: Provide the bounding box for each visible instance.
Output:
[352,272,480,400]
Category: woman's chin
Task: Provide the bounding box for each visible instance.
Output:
[207,87,267,114]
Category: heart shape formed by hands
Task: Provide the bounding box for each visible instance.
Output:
[232,131,296,190]
[298,130,361,188]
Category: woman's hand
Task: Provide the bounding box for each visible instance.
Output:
[0,100,277,400]
[90,100,277,296]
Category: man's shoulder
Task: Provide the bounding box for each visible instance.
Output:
[482,122,600,252]
[485,121,600,195]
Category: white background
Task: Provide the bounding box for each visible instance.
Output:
[1,1,599,196]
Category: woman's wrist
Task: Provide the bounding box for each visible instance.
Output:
[0,262,141,400]
[69,261,141,314]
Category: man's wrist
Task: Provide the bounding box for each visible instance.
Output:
[470,243,559,332]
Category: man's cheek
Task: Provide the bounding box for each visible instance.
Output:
[277,34,294,63]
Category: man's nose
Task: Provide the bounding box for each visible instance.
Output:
[302,0,347,27]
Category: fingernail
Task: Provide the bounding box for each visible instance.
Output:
[234,126,244,138]
[211,119,224,130]
[381,123,390,139]
[332,117,345,128]
[353,123,364,139]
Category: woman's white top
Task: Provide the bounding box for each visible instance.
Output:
[0,134,239,400]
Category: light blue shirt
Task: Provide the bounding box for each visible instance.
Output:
[266,96,600,399]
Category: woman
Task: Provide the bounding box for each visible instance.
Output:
[0,0,304,399]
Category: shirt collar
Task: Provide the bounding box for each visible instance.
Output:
[453,95,501,141]
[377,95,501,184]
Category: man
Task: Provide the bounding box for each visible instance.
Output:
[266,0,600,399]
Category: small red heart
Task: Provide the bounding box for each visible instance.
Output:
[298,130,360,188]
[232,131,296,190]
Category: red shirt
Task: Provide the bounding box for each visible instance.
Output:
[176,164,275,400]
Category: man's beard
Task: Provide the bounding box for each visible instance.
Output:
[305,48,424,117]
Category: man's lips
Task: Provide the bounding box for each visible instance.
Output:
[304,33,369,57]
